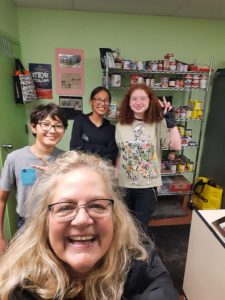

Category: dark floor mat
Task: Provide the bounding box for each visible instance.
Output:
[150,224,190,294]
[152,196,187,219]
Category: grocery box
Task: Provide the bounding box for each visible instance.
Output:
[159,176,173,193]
[169,176,192,192]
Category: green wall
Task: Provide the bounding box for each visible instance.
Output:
[16,8,225,152]
[0,0,29,239]
[0,0,19,39]
[0,0,27,147]
[0,2,224,222]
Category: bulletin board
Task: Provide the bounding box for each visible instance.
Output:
[55,48,84,96]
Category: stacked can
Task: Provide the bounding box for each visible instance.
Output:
[174,106,192,120]
[189,99,203,119]
[200,75,208,89]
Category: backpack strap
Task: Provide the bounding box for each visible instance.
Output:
[193,179,208,202]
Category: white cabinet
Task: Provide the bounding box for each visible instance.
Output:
[183,209,225,300]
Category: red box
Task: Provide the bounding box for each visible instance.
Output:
[169,176,192,192]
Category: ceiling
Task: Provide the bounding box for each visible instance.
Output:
[13,0,225,20]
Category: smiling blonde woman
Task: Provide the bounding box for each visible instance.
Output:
[0,151,178,300]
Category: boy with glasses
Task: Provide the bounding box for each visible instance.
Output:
[0,103,68,252]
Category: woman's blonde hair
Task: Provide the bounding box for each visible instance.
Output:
[0,151,151,300]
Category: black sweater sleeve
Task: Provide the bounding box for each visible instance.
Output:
[102,124,118,165]
[70,115,86,151]
[124,248,179,300]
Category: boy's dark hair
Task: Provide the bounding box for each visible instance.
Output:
[30,103,68,129]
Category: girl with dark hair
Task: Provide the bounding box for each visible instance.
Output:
[116,84,181,228]
[70,86,118,165]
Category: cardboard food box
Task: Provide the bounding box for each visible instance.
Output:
[169,176,192,192]
[159,176,173,193]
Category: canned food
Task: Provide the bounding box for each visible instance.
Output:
[168,78,176,87]
[138,76,145,83]
[168,150,176,160]
[123,60,131,70]
[184,74,192,87]
[192,74,200,88]
[180,107,186,119]
[191,110,198,119]
[166,53,174,60]
[130,75,138,85]
[169,61,176,71]
[186,108,192,119]
[150,76,155,87]
[200,75,208,89]
[181,136,189,147]
[174,107,181,119]
[188,141,197,147]
[145,78,151,86]
[175,78,184,88]
[163,58,170,70]
[197,110,203,119]
[177,162,186,173]
[151,61,158,71]
[111,74,121,87]
[145,61,151,71]
[115,61,122,69]
[178,125,185,136]
[177,63,188,72]
[137,61,144,70]
[185,129,192,136]
[158,60,164,70]
[161,77,169,87]
[189,100,203,111]
[130,61,137,70]
[185,129,192,141]
[186,161,194,172]
[170,163,177,174]
[137,76,145,84]
[176,63,183,72]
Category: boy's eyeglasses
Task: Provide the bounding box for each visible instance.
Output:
[48,199,114,222]
[38,122,64,133]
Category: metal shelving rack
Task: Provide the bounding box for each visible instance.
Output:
[103,53,213,225]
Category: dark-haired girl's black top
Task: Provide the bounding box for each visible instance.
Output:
[70,113,118,165]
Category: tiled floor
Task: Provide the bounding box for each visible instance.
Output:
[150,224,190,295]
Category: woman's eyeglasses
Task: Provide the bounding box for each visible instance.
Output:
[48,199,114,222]
[38,121,64,133]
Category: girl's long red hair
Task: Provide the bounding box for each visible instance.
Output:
[118,84,164,124]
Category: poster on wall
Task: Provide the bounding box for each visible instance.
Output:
[59,96,83,120]
[29,63,53,99]
[55,48,84,96]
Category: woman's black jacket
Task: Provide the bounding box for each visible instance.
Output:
[10,248,178,300]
